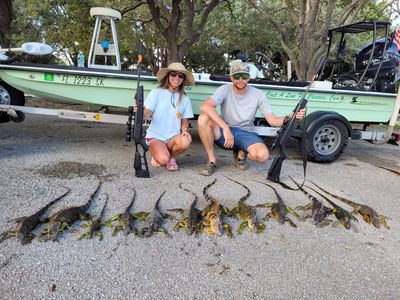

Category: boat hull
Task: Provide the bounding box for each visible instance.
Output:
[0,63,397,124]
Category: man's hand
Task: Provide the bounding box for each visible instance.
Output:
[223,127,234,148]
[290,108,306,120]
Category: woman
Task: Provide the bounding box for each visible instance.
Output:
[143,62,195,171]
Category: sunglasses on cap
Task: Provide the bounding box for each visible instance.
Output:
[169,71,185,79]
[232,73,250,80]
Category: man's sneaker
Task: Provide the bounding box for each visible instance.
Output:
[198,161,217,176]
[233,148,248,170]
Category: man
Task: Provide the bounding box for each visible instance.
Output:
[197,59,306,176]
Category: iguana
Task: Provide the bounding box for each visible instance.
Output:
[138,191,171,238]
[309,180,390,229]
[78,194,109,241]
[40,181,102,242]
[305,185,358,230]
[254,180,299,228]
[200,178,233,238]
[289,176,333,227]
[168,183,202,236]
[225,176,265,234]
[0,189,70,244]
[108,190,140,236]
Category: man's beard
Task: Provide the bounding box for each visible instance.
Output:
[233,82,247,91]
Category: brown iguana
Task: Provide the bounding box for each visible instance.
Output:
[225,176,265,234]
[309,180,390,229]
[200,178,233,238]
[138,191,171,238]
[254,180,299,228]
[289,176,333,227]
[40,181,102,242]
[108,190,140,236]
[168,183,202,236]
[305,185,358,230]
[78,194,109,241]
[0,189,70,244]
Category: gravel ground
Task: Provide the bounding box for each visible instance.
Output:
[0,114,399,299]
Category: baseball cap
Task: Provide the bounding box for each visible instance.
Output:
[230,59,250,75]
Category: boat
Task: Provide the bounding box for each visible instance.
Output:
[1,8,399,163]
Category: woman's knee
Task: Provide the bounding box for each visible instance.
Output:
[177,136,192,150]
[154,153,170,165]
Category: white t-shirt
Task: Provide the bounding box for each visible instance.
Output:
[211,84,272,132]
[144,88,194,141]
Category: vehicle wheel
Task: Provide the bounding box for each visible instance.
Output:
[0,80,25,123]
[306,119,349,163]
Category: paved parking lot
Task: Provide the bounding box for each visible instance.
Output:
[1,114,399,299]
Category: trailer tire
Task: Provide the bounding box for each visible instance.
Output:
[306,119,348,163]
[0,80,25,123]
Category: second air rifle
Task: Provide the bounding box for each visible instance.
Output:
[127,41,150,178]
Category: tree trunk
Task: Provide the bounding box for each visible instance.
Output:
[249,0,370,81]
[0,0,13,47]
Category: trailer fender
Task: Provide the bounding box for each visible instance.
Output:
[302,111,352,137]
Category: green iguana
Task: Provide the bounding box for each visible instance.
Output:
[309,180,390,229]
[109,190,141,236]
[168,183,202,236]
[305,185,358,230]
[0,189,70,244]
[78,194,109,241]
[289,176,333,227]
[254,180,299,228]
[200,178,233,238]
[138,191,171,238]
[40,181,101,242]
[225,176,265,234]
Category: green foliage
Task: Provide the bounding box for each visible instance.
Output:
[8,0,397,74]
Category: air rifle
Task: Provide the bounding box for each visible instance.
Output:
[267,79,314,185]
[127,41,150,178]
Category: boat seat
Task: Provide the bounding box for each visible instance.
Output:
[88,7,121,70]
[90,7,121,20]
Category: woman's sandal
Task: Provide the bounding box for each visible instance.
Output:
[167,158,179,171]
[151,157,161,167]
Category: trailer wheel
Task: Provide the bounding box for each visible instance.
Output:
[0,80,25,123]
[306,119,348,163]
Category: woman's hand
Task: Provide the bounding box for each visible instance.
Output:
[181,129,192,142]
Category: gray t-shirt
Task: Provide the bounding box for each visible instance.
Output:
[211,84,272,132]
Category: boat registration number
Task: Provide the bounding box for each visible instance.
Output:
[57,74,106,86]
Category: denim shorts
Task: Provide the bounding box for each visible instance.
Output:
[215,127,264,152]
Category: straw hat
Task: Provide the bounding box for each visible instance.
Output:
[156,62,195,86]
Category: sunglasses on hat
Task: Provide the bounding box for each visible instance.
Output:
[169,71,185,79]
[232,73,250,80]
